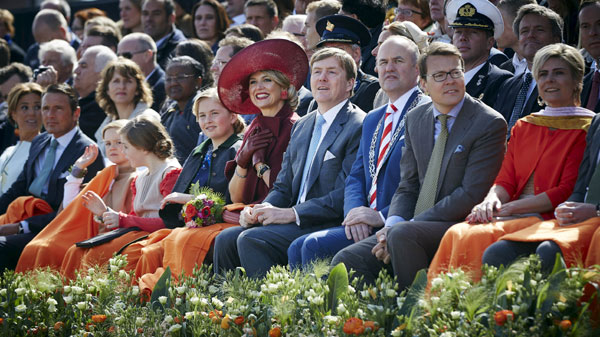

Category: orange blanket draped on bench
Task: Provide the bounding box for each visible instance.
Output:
[16,166,116,272]
[0,196,53,225]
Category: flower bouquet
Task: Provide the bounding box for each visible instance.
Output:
[181,183,225,228]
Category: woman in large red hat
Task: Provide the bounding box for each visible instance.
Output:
[219,38,309,206]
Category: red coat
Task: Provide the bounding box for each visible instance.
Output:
[494,119,587,219]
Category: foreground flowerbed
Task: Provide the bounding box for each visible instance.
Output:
[0,255,598,336]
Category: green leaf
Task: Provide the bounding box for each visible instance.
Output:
[151,266,171,310]
[399,269,427,317]
[327,263,348,314]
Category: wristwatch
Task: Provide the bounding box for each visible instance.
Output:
[256,163,270,179]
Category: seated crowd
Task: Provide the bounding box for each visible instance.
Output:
[1,0,600,295]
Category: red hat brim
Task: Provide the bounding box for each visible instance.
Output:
[217,39,309,115]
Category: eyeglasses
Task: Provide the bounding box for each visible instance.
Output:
[165,74,197,82]
[118,50,148,59]
[394,7,423,17]
[428,69,464,82]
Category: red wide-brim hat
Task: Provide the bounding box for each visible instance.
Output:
[218,39,309,115]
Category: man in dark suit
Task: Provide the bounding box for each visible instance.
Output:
[332,42,507,289]
[73,46,117,140]
[288,36,429,267]
[213,48,365,278]
[142,0,187,70]
[447,0,513,108]
[118,33,167,112]
[0,84,105,270]
[314,15,380,113]
[496,0,536,76]
[493,4,562,135]
[579,1,600,113]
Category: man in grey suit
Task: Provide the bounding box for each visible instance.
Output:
[213,48,366,278]
[332,42,507,289]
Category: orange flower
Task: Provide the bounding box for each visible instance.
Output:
[108,326,115,333]
[137,327,144,333]
[234,315,245,325]
[494,310,514,326]
[269,326,282,337]
[559,320,572,331]
[54,321,64,331]
[92,314,107,323]
[0,318,3,325]
[174,316,182,324]
[209,310,222,324]
[221,316,231,329]
[85,322,94,331]
[364,321,379,332]
[343,317,365,335]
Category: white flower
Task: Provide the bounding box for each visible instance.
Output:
[347,285,355,294]
[169,324,182,332]
[46,298,58,306]
[185,311,197,320]
[0,302,7,308]
[76,301,87,310]
[15,304,27,312]
[175,298,182,306]
[430,296,440,304]
[431,277,444,289]
[417,299,427,308]
[131,286,139,296]
[48,304,57,313]
[119,270,128,279]
[110,265,119,273]
[176,286,186,295]
[391,329,402,337]
[14,288,26,296]
[63,286,71,294]
[212,297,223,309]
[208,285,219,294]
[0,288,6,296]
[337,303,347,315]
[71,286,84,295]
[440,332,456,337]
[323,315,340,325]
[158,296,167,304]
[136,317,146,325]
[164,315,173,324]
[451,311,461,320]
[63,295,73,304]
[190,296,200,305]
[386,289,397,298]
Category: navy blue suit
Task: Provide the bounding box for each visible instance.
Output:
[0,128,104,270]
[288,91,428,267]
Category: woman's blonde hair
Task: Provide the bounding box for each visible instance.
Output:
[119,116,173,159]
[193,87,246,134]
[7,82,43,126]
[102,119,128,139]
[96,57,153,119]
[532,43,585,106]
[251,69,299,111]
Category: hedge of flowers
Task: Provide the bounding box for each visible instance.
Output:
[0,254,598,336]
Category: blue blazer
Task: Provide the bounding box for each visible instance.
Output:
[344,92,428,218]
[0,128,104,233]
[264,100,365,228]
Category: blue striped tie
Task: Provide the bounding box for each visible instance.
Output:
[298,114,325,202]
[28,139,59,197]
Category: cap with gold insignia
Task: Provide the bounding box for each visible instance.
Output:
[446,0,504,40]
[315,14,371,48]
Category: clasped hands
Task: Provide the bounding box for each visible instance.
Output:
[82,191,119,233]
[554,201,597,226]
[343,206,389,262]
[466,196,518,224]
[239,204,296,227]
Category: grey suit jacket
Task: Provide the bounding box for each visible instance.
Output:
[388,94,507,222]
[569,114,600,202]
[264,100,365,228]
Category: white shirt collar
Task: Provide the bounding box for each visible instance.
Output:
[389,87,418,113]
[464,62,486,86]
[318,99,347,125]
[52,126,78,149]
[512,53,528,76]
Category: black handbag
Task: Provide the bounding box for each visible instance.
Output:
[75,227,141,248]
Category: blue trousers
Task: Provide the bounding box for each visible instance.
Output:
[482,240,562,273]
[288,226,358,269]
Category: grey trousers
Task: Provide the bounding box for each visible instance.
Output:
[332,220,453,290]
[213,223,331,278]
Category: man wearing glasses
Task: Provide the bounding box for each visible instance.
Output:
[118,33,166,112]
[333,42,507,290]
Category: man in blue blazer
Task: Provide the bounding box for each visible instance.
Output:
[0,84,104,270]
[213,48,365,278]
[287,36,429,267]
